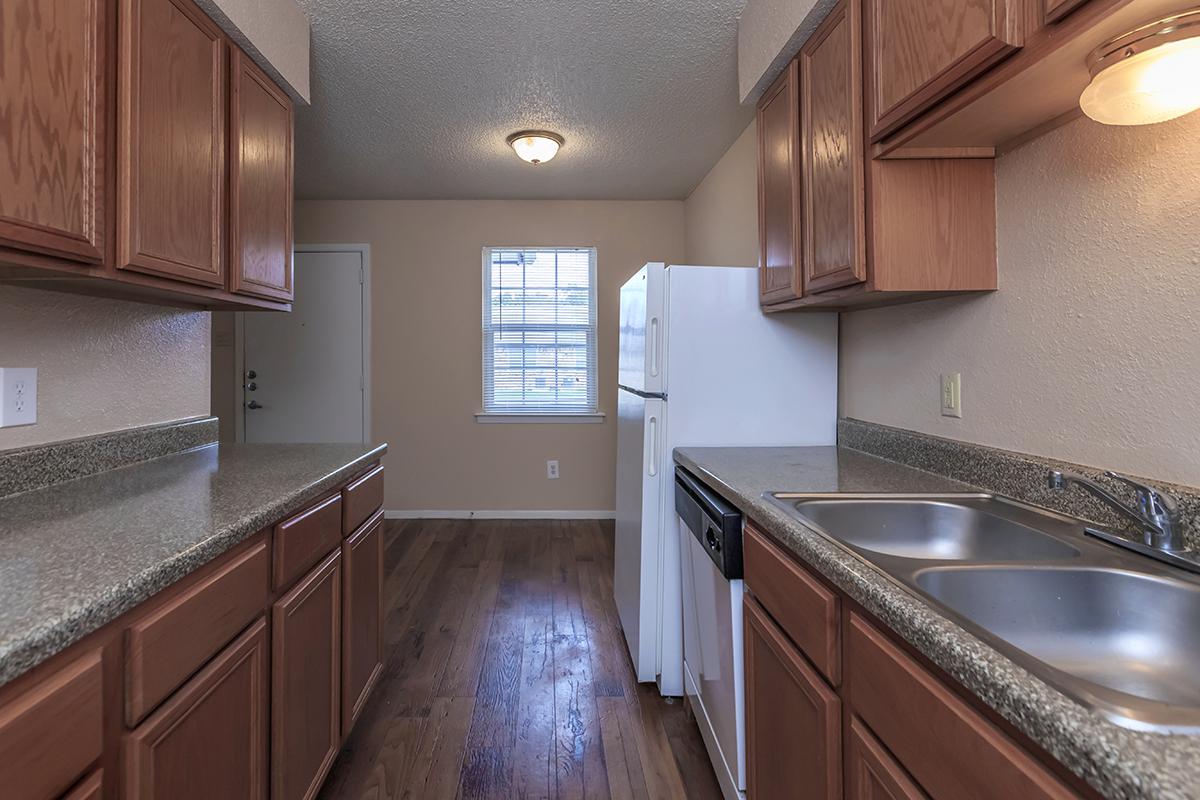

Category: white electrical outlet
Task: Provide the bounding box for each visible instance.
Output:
[940,373,962,418]
[547,460,560,480]
[0,368,38,428]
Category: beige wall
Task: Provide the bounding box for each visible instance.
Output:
[295,200,685,512]
[0,287,210,450]
[841,112,1200,487]
[684,121,759,266]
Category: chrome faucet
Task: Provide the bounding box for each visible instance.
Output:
[1048,469,1182,552]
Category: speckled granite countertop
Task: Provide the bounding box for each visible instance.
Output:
[675,446,1200,800]
[0,441,386,687]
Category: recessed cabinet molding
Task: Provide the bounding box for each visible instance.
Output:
[0,0,294,311]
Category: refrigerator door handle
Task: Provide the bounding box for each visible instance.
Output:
[646,414,659,477]
[649,317,661,378]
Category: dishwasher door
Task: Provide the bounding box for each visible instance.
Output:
[680,518,746,799]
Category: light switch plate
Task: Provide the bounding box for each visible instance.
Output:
[0,368,38,428]
[940,373,962,418]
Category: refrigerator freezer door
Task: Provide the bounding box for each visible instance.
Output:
[614,388,665,684]
[618,262,666,395]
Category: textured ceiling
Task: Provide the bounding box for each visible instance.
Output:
[293,0,753,200]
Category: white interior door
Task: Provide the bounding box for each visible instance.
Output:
[243,248,367,443]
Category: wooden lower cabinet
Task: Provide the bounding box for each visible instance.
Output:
[124,618,269,800]
[847,717,928,800]
[342,511,384,736]
[744,595,841,800]
[272,550,342,800]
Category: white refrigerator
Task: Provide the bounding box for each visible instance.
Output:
[614,262,837,696]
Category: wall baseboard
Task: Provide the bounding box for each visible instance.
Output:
[385,509,616,520]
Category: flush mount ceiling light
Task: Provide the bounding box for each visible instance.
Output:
[1080,7,1200,125]
[506,130,564,164]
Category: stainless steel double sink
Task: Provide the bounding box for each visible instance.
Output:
[765,493,1200,732]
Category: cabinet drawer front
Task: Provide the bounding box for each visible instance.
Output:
[342,464,384,535]
[847,614,1076,800]
[744,522,840,683]
[867,0,1022,140]
[0,649,103,800]
[126,537,270,725]
[275,493,343,590]
[125,618,269,800]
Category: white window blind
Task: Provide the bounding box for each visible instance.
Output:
[482,246,598,414]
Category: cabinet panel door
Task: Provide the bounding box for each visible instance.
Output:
[272,550,341,800]
[867,0,1021,140]
[757,59,802,306]
[118,0,226,286]
[342,510,383,737]
[848,717,929,800]
[0,0,105,262]
[125,619,269,800]
[744,596,840,800]
[230,47,293,301]
[801,0,866,295]
[1044,0,1089,22]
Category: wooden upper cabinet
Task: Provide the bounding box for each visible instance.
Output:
[272,550,341,800]
[125,619,269,800]
[230,47,294,301]
[0,0,106,263]
[117,0,226,287]
[1043,0,1089,23]
[757,59,802,306]
[800,0,866,295]
[866,0,1023,140]
[744,596,841,800]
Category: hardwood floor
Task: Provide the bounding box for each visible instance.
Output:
[319,519,724,800]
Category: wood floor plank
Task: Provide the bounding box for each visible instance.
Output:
[550,526,611,800]
[324,519,721,800]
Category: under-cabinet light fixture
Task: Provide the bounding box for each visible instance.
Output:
[506,130,564,164]
[1080,7,1200,125]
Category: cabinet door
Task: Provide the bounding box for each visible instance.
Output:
[230,47,293,301]
[847,717,929,800]
[272,550,341,800]
[117,0,226,286]
[0,0,106,262]
[342,511,384,737]
[800,0,866,295]
[757,59,802,306]
[744,596,840,800]
[866,0,1022,140]
[125,618,269,800]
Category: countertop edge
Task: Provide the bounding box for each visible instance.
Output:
[0,443,388,688]
[674,447,1185,800]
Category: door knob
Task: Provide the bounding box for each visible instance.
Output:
[246,370,257,379]
[246,382,257,392]
[247,400,263,410]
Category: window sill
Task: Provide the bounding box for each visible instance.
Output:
[474,412,606,424]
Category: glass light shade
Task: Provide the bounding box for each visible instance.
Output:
[1081,35,1200,125]
[507,131,563,164]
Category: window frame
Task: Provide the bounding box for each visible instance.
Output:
[478,246,604,422]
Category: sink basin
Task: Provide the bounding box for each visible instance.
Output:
[786,499,1079,562]
[917,566,1200,727]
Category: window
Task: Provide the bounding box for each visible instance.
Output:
[481,246,599,418]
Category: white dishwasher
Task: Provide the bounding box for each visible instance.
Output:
[675,467,745,800]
